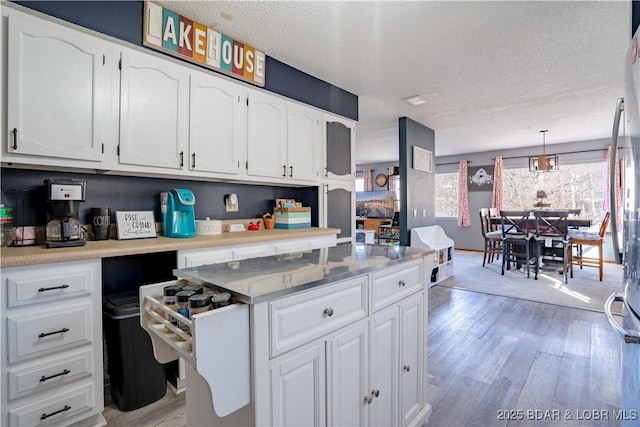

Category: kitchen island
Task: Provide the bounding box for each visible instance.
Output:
[140,243,434,427]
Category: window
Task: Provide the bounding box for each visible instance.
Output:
[355,177,364,192]
[503,161,605,222]
[435,172,459,217]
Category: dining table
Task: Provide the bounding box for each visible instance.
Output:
[489,215,592,229]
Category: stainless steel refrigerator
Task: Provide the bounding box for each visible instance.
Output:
[605,21,640,426]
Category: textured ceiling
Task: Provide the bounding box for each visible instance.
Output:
[155,1,630,165]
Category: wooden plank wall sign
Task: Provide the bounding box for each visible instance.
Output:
[143,1,266,86]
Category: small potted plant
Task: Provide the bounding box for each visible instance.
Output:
[262,212,276,229]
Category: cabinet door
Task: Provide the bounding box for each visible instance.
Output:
[288,104,321,182]
[7,14,108,162]
[119,50,189,169]
[328,322,369,427]
[323,182,355,243]
[247,91,287,179]
[370,306,400,427]
[324,116,355,180]
[189,73,244,175]
[271,344,326,426]
[399,293,424,425]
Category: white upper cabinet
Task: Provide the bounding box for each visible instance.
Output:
[189,72,245,176]
[246,90,288,180]
[247,90,321,183]
[323,114,356,181]
[118,48,189,170]
[6,13,110,163]
[287,103,321,182]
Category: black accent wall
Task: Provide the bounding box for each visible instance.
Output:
[12,0,358,121]
[1,169,319,228]
[398,117,436,246]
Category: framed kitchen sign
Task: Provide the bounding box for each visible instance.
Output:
[413,146,433,173]
[115,211,157,240]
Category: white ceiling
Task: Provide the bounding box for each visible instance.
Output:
[156,1,630,165]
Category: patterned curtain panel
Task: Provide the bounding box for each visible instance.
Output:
[363,169,372,191]
[602,147,622,230]
[491,156,504,213]
[457,160,471,226]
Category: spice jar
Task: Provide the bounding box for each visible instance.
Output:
[163,284,183,330]
[210,292,232,309]
[188,294,212,324]
[176,290,196,336]
[182,285,204,295]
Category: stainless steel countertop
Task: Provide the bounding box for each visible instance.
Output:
[173,243,434,304]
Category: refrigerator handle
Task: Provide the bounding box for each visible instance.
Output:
[609,98,624,264]
[605,293,640,344]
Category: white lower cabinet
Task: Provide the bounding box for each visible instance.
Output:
[1,259,104,427]
[141,255,431,427]
[270,343,326,427]
[269,259,429,427]
[328,322,368,426]
[369,306,400,426]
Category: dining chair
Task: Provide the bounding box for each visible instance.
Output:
[533,210,572,283]
[500,210,535,278]
[479,210,501,266]
[570,212,610,281]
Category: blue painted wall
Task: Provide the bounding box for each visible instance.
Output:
[12,1,358,121]
[398,117,436,245]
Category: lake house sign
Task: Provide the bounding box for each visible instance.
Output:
[143,1,266,86]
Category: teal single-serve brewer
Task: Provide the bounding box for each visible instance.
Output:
[162,189,196,238]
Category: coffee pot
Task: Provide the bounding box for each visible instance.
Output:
[44,179,86,248]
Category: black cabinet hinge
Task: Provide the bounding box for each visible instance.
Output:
[245,160,248,170]
[118,58,122,70]
[101,143,104,154]
[117,144,120,156]
[103,54,106,65]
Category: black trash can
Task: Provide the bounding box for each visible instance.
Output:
[103,292,167,411]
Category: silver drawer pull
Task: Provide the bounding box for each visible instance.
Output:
[403,365,411,372]
[398,280,406,287]
[38,284,69,292]
[371,389,380,398]
[41,405,71,420]
[40,369,71,382]
[39,327,69,338]
[323,308,334,317]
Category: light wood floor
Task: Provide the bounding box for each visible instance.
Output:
[103,286,622,426]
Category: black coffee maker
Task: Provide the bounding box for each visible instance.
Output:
[44,178,87,248]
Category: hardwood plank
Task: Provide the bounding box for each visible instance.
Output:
[564,319,592,358]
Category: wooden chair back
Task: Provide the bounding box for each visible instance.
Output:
[598,212,611,239]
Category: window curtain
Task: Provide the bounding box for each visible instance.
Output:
[603,147,622,230]
[363,169,372,191]
[491,156,504,214]
[457,160,471,226]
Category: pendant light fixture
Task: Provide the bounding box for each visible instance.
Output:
[529,130,559,172]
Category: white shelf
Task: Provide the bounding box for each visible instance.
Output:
[410,226,455,286]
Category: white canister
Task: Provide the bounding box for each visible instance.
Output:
[196,218,222,235]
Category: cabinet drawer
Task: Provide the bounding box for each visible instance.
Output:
[7,302,92,363]
[8,349,93,401]
[178,248,233,268]
[8,382,95,427]
[270,276,367,357]
[233,244,275,260]
[371,260,422,312]
[274,240,311,255]
[5,260,98,308]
